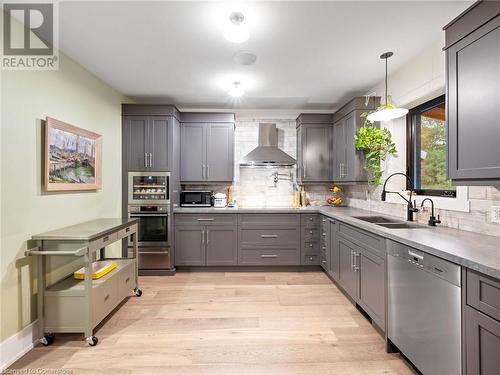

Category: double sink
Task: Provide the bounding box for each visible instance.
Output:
[352,216,426,229]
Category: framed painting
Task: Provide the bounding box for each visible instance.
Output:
[44,117,102,191]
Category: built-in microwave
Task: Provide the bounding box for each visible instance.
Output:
[180,191,212,207]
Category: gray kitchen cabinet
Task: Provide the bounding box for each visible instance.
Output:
[174,226,205,266]
[320,216,330,271]
[465,306,500,375]
[122,115,172,172]
[206,226,237,266]
[357,248,385,330]
[332,97,379,184]
[329,220,339,280]
[180,122,234,183]
[174,215,237,266]
[301,214,320,265]
[296,114,333,183]
[337,237,358,299]
[444,4,500,185]
[180,123,205,181]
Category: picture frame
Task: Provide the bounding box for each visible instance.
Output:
[44,117,102,191]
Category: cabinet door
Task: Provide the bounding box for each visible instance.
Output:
[302,124,332,182]
[329,220,339,280]
[333,120,345,181]
[465,306,500,375]
[206,225,237,266]
[296,126,303,181]
[344,112,368,182]
[148,117,170,171]
[123,116,148,171]
[180,123,206,182]
[206,123,234,182]
[320,217,330,272]
[357,249,385,331]
[447,16,500,183]
[174,226,205,266]
[337,237,357,299]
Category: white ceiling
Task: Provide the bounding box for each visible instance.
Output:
[58,1,471,110]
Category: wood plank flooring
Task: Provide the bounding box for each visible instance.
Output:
[10,270,415,374]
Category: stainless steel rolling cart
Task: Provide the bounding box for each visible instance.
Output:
[28,218,141,346]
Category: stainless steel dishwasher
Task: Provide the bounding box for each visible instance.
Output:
[387,240,461,375]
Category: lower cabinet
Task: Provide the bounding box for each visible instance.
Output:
[336,234,386,331]
[329,220,339,279]
[465,306,500,375]
[174,224,237,266]
[320,216,330,271]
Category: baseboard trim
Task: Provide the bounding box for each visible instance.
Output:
[0,320,38,371]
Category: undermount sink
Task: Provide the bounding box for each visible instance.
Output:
[353,216,426,229]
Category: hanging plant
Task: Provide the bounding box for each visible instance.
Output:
[354,112,397,186]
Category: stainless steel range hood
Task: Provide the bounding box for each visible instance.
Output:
[239,123,296,167]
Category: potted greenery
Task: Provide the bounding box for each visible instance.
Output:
[354,112,397,186]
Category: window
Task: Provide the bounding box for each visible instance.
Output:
[407,95,456,197]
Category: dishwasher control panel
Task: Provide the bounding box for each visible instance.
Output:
[387,240,461,287]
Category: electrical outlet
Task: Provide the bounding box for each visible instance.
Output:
[491,206,500,224]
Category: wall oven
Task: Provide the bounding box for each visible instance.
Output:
[128,204,171,273]
[128,172,170,205]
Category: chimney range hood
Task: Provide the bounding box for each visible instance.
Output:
[239,123,296,167]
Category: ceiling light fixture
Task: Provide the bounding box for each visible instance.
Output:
[367,52,408,123]
[228,81,244,97]
[224,12,249,43]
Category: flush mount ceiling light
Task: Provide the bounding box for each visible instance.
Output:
[367,52,409,123]
[224,12,249,43]
[228,81,244,97]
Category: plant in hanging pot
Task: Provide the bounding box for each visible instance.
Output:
[354,113,397,186]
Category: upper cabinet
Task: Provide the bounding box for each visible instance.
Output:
[180,113,235,183]
[296,114,334,183]
[122,105,180,172]
[332,97,379,184]
[444,2,500,185]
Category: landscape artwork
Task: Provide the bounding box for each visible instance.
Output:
[44,117,102,191]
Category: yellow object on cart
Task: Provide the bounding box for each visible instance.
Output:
[74,260,117,280]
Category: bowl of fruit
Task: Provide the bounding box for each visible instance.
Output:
[327,186,344,206]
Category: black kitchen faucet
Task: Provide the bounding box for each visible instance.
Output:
[381,172,418,222]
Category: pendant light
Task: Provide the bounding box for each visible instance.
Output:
[367,52,408,122]
[224,12,249,43]
[228,81,244,97]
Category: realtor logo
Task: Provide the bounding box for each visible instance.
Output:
[2,2,59,70]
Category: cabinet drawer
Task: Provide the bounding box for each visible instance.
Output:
[302,241,319,253]
[239,228,299,248]
[320,253,328,270]
[175,214,236,226]
[338,222,384,257]
[238,248,300,265]
[90,232,118,251]
[92,277,118,326]
[118,224,137,240]
[303,227,320,241]
[117,262,136,301]
[302,254,319,265]
[301,214,319,227]
[467,269,500,321]
[238,214,300,227]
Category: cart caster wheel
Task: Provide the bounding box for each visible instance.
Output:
[134,288,142,297]
[40,333,55,346]
[86,336,98,346]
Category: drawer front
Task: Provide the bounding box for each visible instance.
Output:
[239,228,300,248]
[117,262,136,300]
[302,254,319,265]
[175,214,236,226]
[118,224,137,240]
[303,227,320,242]
[320,253,328,270]
[92,277,118,325]
[338,222,384,256]
[90,232,118,251]
[238,214,300,227]
[467,269,500,321]
[301,214,320,227]
[238,248,300,265]
[302,241,319,254]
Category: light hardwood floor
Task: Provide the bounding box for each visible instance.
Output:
[10,270,415,374]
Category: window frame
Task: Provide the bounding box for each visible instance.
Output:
[406,94,457,198]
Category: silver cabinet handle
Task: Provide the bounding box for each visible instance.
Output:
[202,229,205,246]
[261,254,278,258]
[197,218,214,221]
[206,229,210,245]
[354,252,360,271]
[261,234,278,238]
[351,250,355,270]
[145,153,148,168]
[149,153,153,168]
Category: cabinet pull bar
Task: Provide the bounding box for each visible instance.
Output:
[145,153,148,168]
[261,234,278,238]
[261,255,278,258]
[197,218,214,221]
